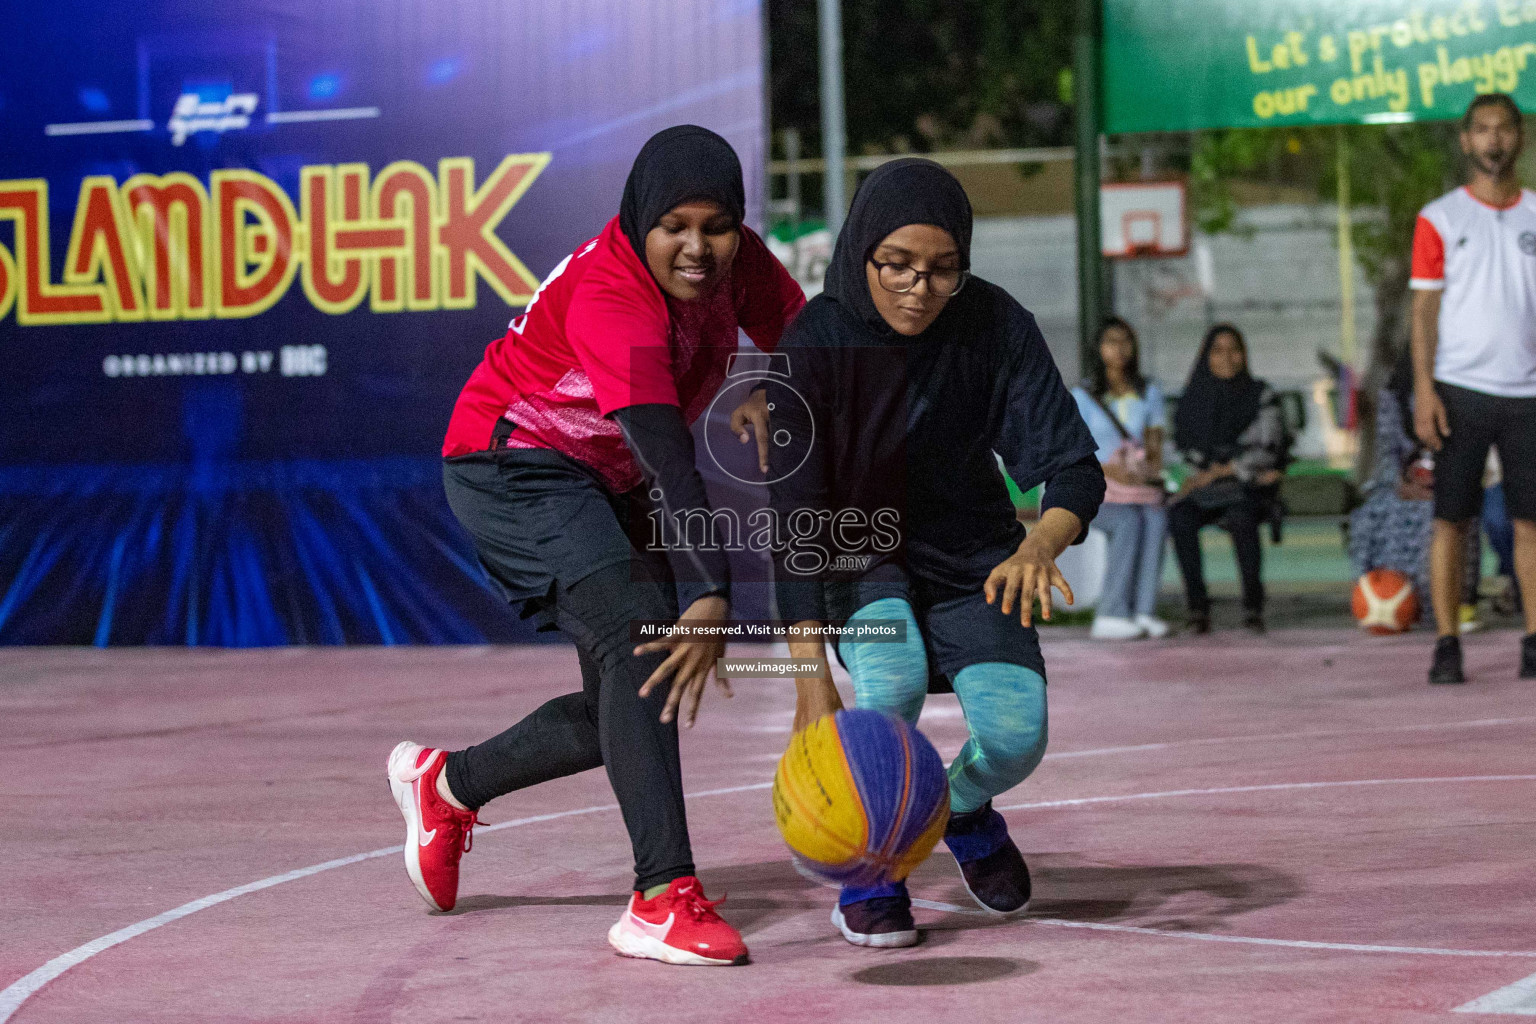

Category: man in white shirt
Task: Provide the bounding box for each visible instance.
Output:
[1411,93,1536,684]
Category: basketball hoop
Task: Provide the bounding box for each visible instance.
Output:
[1102,181,1188,259]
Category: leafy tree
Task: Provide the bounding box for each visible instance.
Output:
[768,0,1075,158]
[1192,123,1459,373]
[1191,123,1462,478]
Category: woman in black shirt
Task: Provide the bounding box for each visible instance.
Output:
[768,159,1104,947]
[1168,323,1287,634]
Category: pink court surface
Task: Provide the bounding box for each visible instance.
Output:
[3,629,1534,1023]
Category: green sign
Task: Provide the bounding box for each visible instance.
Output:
[1104,0,1536,133]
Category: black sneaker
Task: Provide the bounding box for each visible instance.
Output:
[831,888,918,948]
[1521,633,1536,680]
[943,802,1031,916]
[1187,612,1211,635]
[1492,579,1522,618]
[1429,635,1465,685]
[1242,613,1266,635]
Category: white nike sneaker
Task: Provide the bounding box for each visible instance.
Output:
[1090,615,1146,640]
[1135,614,1171,638]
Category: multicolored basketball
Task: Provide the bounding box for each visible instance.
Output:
[1351,568,1419,634]
[772,708,950,888]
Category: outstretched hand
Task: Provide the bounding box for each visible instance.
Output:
[634,595,732,727]
[729,388,771,475]
[985,535,1074,628]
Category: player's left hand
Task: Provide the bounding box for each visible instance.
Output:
[985,537,1073,628]
[729,388,771,475]
[635,595,732,727]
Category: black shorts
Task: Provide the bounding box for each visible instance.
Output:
[825,570,1047,692]
[1433,382,1536,523]
[442,448,672,630]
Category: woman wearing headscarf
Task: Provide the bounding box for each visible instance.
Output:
[1348,351,1481,624]
[1072,317,1171,640]
[1168,323,1288,634]
[390,126,804,966]
[768,160,1104,947]
[1348,351,1437,605]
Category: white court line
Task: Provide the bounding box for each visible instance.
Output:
[4,754,1534,1018]
[740,714,1536,758]
[1456,971,1536,1015]
[266,107,380,124]
[43,119,154,136]
[1041,716,1536,761]
[739,715,1536,746]
[0,782,765,1023]
[997,774,1536,813]
[997,774,1536,1008]
[910,898,1536,960]
[0,847,400,1022]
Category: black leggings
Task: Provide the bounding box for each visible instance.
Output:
[443,559,692,892]
[1168,496,1265,616]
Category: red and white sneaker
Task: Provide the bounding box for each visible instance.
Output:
[607,876,748,966]
[387,741,478,912]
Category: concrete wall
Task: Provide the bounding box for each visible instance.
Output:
[970,204,1381,459]
[767,204,1380,459]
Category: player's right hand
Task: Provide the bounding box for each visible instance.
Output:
[729,388,771,475]
[792,676,843,733]
[1413,387,1450,451]
[985,536,1073,628]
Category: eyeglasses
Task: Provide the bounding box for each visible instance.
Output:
[868,258,968,298]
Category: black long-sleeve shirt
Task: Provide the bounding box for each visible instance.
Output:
[766,282,1104,623]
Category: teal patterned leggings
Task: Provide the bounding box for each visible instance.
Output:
[840,598,1048,815]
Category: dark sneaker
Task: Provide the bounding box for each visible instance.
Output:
[943,801,1031,916]
[1521,633,1536,680]
[1186,612,1211,635]
[1492,579,1522,618]
[1429,635,1466,685]
[832,883,918,948]
[1242,613,1266,635]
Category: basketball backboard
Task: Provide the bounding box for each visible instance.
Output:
[1102,181,1188,258]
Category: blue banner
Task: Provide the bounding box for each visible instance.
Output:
[0,0,765,644]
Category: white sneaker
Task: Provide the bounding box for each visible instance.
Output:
[1090,615,1146,640]
[1134,614,1171,639]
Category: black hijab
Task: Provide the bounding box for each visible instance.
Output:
[1173,322,1266,456]
[823,158,973,336]
[618,125,745,260]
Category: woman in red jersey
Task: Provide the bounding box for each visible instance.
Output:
[387,126,803,966]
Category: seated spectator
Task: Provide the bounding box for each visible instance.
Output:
[1168,323,1288,634]
[1349,354,1436,605]
[1072,317,1170,640]
[1349,352,1481,628]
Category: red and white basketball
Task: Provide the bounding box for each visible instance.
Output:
[1351,569,1418,634]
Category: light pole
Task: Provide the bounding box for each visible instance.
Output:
[818,0,848,237]
[1073,0,1104,380]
